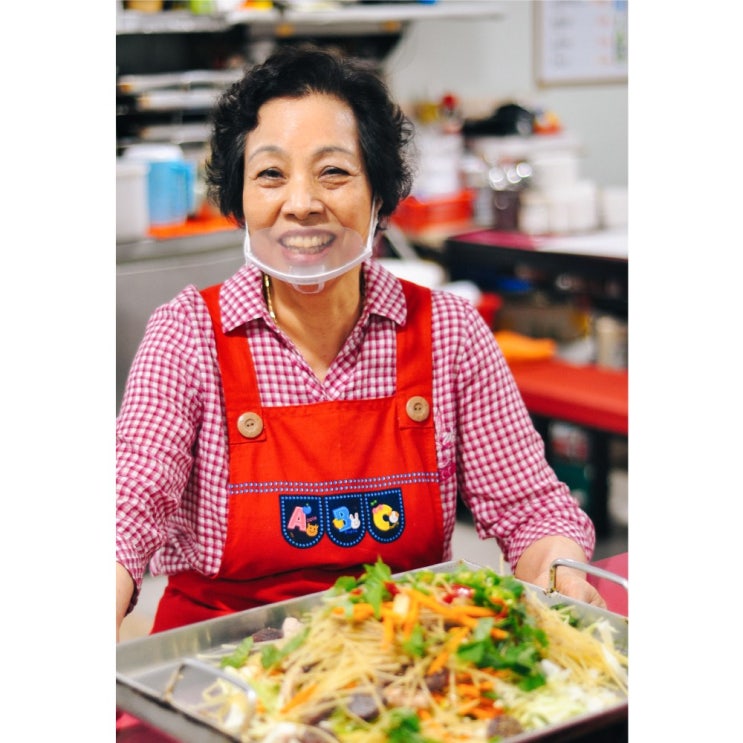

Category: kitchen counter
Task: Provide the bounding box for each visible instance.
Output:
[116,225,244,410]
[116,216,241,265]
[445,227,627,281]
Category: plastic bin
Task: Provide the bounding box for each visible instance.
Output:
[391,190,474,232]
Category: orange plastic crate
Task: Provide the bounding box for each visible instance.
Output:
[391,190,475,232]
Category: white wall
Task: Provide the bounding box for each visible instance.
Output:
[383,0,627,188]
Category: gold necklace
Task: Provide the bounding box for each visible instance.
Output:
[263,273,277,322]
[263,272,367,325]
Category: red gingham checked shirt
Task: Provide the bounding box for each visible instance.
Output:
[116,259,594,604]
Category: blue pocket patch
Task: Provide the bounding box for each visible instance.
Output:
[280,496,323,548]
[365,489,404,543]
[325,494,365,547]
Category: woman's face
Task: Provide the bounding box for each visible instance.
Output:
[242,93,374,256]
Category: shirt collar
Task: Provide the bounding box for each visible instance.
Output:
[217,259,409,334]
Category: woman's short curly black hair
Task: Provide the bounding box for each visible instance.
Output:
[205,44,415,228]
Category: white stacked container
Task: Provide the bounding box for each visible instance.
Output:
[116,158,149,243]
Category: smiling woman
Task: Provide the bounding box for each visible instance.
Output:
[241,94,378,293]
[117,45,605,646]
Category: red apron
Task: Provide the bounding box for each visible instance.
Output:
[151,279,444,632]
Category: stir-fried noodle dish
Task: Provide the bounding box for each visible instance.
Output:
[194,560,628,742]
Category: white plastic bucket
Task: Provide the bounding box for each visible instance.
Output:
[116,158,149,243]
[123,144,196,228]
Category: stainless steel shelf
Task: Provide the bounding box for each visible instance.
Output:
[116,227,242,264]
[117,2,505,36]
[116,9,230,34]
[229,1,505,25]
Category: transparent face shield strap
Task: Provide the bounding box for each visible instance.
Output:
[243,201,379,294]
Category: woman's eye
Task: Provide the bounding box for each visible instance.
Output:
[256,167,283,180]
[323,166,349,175]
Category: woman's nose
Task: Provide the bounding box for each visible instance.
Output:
[281,177,322,219]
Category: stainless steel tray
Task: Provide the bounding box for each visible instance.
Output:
[117,560,628,742]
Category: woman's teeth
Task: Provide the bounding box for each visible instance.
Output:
[281,234,331,253]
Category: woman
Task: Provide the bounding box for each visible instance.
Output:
[116,46,604,638]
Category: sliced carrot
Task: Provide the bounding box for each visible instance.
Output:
[455,683,480,697]
[280,682,318,714]
[427,625,471,675]
[487,596,510,619]
[445,606,498,625]
[405,588,506,635]
[427,648,450,675]
[430,690,446,705]
[381,607,396,648]
[402,594,420,639]
[331,602,376,622]
[406,588,449,614]
[444,629,469,663]
[456,698,482,715]
[454,615,480,629]
[447,626,470,648]
[454,605,500,618]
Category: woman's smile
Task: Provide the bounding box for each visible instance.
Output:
[278,229,336,260]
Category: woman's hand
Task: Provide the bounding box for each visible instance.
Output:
[513,535,607,609]
[529,565,606,608]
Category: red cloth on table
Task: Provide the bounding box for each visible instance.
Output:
[508,359,628,436]
[588,552,628,616]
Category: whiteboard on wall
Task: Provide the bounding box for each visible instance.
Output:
[535,0,628,86]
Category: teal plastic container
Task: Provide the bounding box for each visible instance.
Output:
[146,160,196,227]
[124,144,196,228]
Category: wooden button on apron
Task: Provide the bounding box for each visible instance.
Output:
[405,395,430,422]
[237,411,263,439]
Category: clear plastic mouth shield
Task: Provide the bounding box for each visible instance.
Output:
[243,206,378,292]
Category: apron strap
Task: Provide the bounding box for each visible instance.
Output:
[201,283,267,444]
[396,280,434,430]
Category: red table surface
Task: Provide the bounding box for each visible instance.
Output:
[508,359,628,436]
[588,552,628,617]
[453,228,542,249]
[116,714,178,742]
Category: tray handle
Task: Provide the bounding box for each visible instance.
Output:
[549,557,628,594]
[162,656,258,728]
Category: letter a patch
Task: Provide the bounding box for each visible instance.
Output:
[280,496,323,548]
